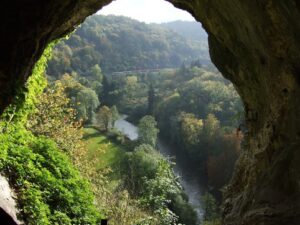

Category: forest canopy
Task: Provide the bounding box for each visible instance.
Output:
[47,15,211,77]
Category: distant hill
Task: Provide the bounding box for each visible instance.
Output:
[47,15,211,77]
[160,20,208,42]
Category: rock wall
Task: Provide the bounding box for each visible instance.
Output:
[168,1,300,224]
[0,1,299,224]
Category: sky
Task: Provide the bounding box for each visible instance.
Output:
[98,0,195,23]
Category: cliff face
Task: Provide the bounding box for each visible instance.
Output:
[168,1,300,224]
[0,1,299,224]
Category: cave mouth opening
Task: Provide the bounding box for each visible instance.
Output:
[43,0,244,223]
[0,0,246,224]
[1,1,300,225]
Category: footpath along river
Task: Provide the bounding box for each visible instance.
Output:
[114,115,204,223]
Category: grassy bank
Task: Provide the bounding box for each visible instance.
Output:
[83,128,126,183]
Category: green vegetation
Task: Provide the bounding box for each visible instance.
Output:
[83,127,125,171]
[123,144,197,225]
[0,45,101,224]
[82,121,198,224]
[96,105,119,132]
[138,115,159,147]
[58,74,100,124]
[81,127,152,224]
[47,15,209,76]
[43,15,244,225]
[2,14,245,225]
[102,63,243,192]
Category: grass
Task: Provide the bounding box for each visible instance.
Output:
[83,128,126,181]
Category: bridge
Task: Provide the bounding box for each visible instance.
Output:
[111,68,173,76]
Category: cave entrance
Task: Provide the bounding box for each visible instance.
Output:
[43,0,244,224]
[1,1,299,224]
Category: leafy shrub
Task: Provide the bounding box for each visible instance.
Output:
[123,144,197,224]
[0,44,101,224]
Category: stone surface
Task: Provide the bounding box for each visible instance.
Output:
[0,1,299,224]
[0,175,21,224]
[167,1,300,224]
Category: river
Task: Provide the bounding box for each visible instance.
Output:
[114,115,204,224]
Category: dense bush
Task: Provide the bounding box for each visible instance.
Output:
[0,45,101,224]
[123,144,197,225]
[1,133,100,224]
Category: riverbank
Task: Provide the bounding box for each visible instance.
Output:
[114,116,204,223]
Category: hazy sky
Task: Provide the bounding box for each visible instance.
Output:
[98,0,195,23]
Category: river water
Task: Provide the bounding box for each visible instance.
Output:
[114,115,138,140]
[114,116,204,224]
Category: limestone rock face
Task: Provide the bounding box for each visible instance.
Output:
[168,1,300,224]
[0,1,299,224]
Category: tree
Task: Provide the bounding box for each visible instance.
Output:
[89,64,103,81]
[27,79,84,155]
[58,74,100,124]
[110,105,119,127]
[124,144,181,225]
[125,144,159,194]
[179,112,204,147]
[76,87,100,124]
[3,48,101,224]
[203,113,220,138]
[148,84,155,115]
[138,116,159,147]
[190,59,202,68]
[96,106,112,131]
[101,75,112,106]
[88,64,103,96]
[202,192,219,222]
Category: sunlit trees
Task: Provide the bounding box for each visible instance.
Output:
[180,112,203,147]
[122,143,198,224]
[27,79,84,156]
[47,15,205,75]
[76,87,100,124]
[123,144,183,225]
[58,74,100,124]
[1,47,101,224]
[124,144,160,194]
[141,160,180,225]
[138,115,159,147]
[86,64,103,96]
[96,105,119,131]
[96,106,112,132]
[203,113,220,138]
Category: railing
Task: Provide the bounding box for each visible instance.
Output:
[111,68,172,76]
